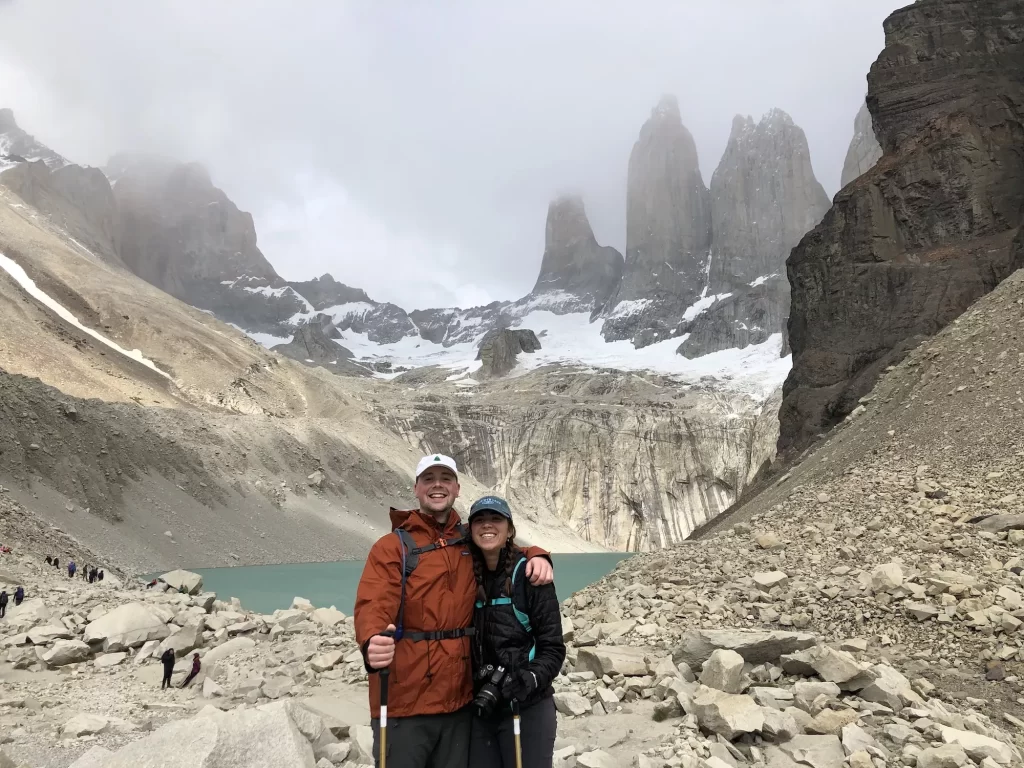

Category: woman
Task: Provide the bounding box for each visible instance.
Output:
[467,495,565,768]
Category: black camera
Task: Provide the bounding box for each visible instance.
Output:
[473,664,508,717]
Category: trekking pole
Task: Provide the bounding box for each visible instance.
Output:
[378,628,395,768]
[511,698,523,768]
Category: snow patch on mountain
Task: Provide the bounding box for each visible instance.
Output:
[0,251,169,378]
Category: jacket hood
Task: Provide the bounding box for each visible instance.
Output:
[389,507,465,536]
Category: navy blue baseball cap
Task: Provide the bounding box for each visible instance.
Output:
[469,495,513,521]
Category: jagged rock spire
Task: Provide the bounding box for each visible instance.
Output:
[531,195,623,312]
[708,107,830,293]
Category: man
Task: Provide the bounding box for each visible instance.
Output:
[13,585,24,606]
[160,648,176,690]
[68,560,76,579]
[0,589,7,619]
[179,653,201,688]
[355,454,554,768]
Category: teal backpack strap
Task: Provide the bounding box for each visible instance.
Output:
[510,555,536,662]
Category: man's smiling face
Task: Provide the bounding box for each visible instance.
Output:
[414,466,460,519]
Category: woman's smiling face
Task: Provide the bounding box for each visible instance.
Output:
[471,511,510,554]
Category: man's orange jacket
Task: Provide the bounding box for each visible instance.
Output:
[354,507,549,719]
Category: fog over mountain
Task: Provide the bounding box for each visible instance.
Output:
[0,0,903,308]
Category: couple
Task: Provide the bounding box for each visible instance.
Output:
[355,454,566,768]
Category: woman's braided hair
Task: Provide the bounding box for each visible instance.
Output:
[470,523,519,603]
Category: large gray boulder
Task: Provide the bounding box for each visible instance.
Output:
[475,328,541,379]
[699,649,746,693]
[60,714,111,739]
[690,685,764,740]
[157,621,205,658]
[575,646,650,677]
[160,570,204,595]
[675,629,817,670]
[779,735,846,768]
[39,639,92,667]
[84,704,317,767]
[83,603,171,652]
[201,637,256,666]
[3,598,51,629]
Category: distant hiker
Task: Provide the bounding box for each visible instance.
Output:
[53,557,59,570]
[0,589,8,619]
[89,568,98,584]
[98,570,104,582]
[160,648,176,689]
[45,555,52,566]
[179,653,201,688]
[14,586,24,606]
[82,564,90,580]
[68,560,76,579]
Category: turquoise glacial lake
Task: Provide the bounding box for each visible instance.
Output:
[188,553,634,614]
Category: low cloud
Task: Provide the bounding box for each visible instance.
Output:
[0,0,904,309]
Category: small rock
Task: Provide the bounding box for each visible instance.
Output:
[699,649,747,693]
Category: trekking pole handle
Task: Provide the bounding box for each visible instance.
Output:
[377,627,395,678]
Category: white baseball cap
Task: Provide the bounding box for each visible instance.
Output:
[415,453,458,479]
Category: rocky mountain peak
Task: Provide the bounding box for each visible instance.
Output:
[0,160,122,265]
[531,195,623,313]
[650,94,681,122]
[840,101,883,189]
[0,108,68,172]
[0,108,17,132]
[544,194,593,248]
[111,153,279,289]
[286,273,372,311]
[601,95,712,347]
[708,107,830,294]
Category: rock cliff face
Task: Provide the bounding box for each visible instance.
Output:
[0,109,67,171]
[840,102,883,189]
[780,0,1024,455]
[324,301,420,344]
[708,110,830,294]
[110,154,279,287]
[602,96,712,348]
[531,195,623,314]
[271,321,370,377]
[109,154,309,334]
[476,328,541,378]
[285,274,370,310]
[0,160,122,265]
[676,275,789,359]
[376,371,781,551]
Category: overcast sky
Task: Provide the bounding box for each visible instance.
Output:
[0,1,905,309]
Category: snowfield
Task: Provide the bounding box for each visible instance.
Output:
[245,299,791,399]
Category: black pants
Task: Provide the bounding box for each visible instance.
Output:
[13,596,22,606]
[161,666,174,689]
[0,603,5,618]
[371,705,472,768]
[180,670,198,688]
[469,695,556,768]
